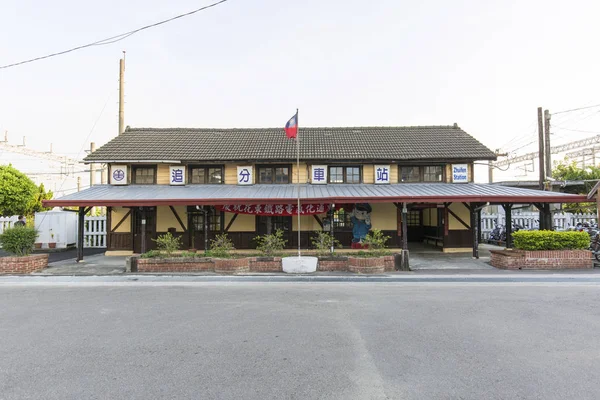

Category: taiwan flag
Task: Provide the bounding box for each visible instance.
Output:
[284,112,298,139]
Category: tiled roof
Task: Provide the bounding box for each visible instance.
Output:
[45,183,587,207]
[84,126,497,163]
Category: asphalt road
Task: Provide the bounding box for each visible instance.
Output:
[1,283,599,399]
[0,247,105,263]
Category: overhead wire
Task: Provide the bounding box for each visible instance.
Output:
[0,0,229,69]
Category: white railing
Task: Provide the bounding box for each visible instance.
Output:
[83,216,106,248]
[1,215,107,249]
[0,216,19,236]
[480,212,597,240]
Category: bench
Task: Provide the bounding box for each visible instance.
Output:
[423,235,443,247]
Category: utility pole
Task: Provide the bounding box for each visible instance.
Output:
[537,107,545,190]
[89,142,96,187]
[544,109,552,188]
[488,151,508,183]
[118,52,126,135]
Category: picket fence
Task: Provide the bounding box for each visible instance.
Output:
[480,212,597,240]
[0,215,106,249]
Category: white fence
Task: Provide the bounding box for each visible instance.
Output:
[0,215,106,249]
[481,212,597,240]
[0,216,19,235]
[83,216,106,248]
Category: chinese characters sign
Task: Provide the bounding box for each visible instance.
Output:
[216,203,331,216]
[237,166,253,185]
[311,165,327,184]
[169,166,185,185]
[374,165,390,184]
[111,165,128,185]
[452,164,469,183]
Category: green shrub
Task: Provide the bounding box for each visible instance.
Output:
[209,233,235,258]
[363,229,391,257]
[151,232,181,256]
[311,231,342,257]
[0,226,38,256]
[140,249,162,258]
[254,229,287,257]
[512,230,589,250]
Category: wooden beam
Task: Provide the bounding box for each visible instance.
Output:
[224,213,238,233]
[462,202,472,212]
[111,209,131,233]
[106,206,112,249]
[169,206,187,232]
[447,207,470,230]
[313,214,324,229]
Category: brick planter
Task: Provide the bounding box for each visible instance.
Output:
[317,256,349,272]
[136,257,214,273]
[490,249,593,270]
[348,256,386,274]
[0,254,48,275]
[249,257,282,272]
[214,257,250,274]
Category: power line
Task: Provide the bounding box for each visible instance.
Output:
[0,0,229,70]
[552,103,600,115]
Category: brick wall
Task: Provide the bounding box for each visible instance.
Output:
[249,257,282,272]
[0,254,49,275]
[318,258,348,272]
[214,257,250,274]
[490,250,592,269]
[137,257,214,273]
[348,257,385,274]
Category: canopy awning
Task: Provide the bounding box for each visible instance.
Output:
[43,183,590,207]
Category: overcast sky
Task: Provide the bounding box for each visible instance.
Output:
[1,0,599,179]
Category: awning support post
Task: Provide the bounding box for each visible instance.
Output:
[77,207,85,262]
[140,207,147,255]
[503,203,513,248]
[204,206,209,255]
[400,202,409,270]
[329,204,335,254]
[471,203,479,259]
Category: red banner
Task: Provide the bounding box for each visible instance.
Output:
[216,204,330,216]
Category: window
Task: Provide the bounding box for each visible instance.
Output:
[189,166,223,184]
[400,166,420,182]
[424,166,443,182]
[333,209,353,230]
[257,165,290,184]
[132,166,156,184]
[189,207,222,232]
[328,166,361,184]
[407,211,421,226]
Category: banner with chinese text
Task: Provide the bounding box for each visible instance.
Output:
[216,204,331,216]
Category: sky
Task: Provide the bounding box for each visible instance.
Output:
[1,0,599,182]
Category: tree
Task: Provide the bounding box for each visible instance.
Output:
[552,160,600,213]
[552,161,600,194]
[29,183,53,214]
[0,165,38,216]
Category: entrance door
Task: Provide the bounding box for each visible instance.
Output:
[256,216,292,245]
[133,207,156,253]
[188,207,223,251]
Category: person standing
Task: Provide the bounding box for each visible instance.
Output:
[14,215,26,227]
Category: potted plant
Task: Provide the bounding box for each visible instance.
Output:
[0,226,48,274]
[48,231,56,249]
[311,231,346,271]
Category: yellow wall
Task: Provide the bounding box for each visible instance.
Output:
[226,213,255,232]
[390,165,398,184]
[157,164,170,185]
[292,163,309,184]
[292,214,326,231]
[363,165,374,184]
[111,207,131,233]
[423,208,438,227]
[445,165,452,183]
[448,203,471,230]
[224,163,242,185]
[370,203,397,230]
[156,205,187,232]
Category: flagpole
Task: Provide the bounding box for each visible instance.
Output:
[296,108,301,258]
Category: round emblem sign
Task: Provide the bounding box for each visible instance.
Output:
[112,169,125,182]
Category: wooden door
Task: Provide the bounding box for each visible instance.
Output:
[133,207,156,253]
